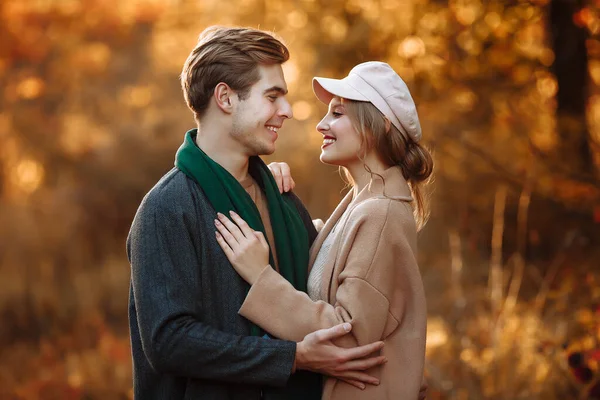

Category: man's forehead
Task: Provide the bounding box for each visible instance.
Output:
[257,64,288,92]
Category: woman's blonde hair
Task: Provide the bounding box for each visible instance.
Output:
[342,98,434,229]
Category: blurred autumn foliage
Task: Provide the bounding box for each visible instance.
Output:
[1,0,600,399]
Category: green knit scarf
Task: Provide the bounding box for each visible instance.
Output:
[174,129,309,336]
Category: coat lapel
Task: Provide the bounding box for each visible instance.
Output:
[308,166,414,302]
[308,189,354,274]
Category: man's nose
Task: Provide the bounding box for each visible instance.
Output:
[279,99,293,120]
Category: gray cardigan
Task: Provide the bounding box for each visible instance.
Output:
[127,167,320,399]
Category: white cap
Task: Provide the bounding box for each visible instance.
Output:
[313,61,422,142]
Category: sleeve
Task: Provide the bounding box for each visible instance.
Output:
[128,194,296,386]
[238,200,410,347]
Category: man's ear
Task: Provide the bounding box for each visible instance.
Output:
[214,82,235,114]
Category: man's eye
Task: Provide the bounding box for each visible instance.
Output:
[268,96,278,102]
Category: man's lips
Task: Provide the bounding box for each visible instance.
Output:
[266,125,279,141]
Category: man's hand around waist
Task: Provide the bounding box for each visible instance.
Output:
[294,323,387,390]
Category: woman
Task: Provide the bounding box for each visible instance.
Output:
[214,61,433,399]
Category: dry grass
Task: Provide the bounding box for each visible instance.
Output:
[423,187,600,399]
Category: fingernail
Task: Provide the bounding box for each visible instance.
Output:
[229,210,238,216]
[343,323,351,332]
[373,380,380,386]
[284,185,289,192]
[215,219,221,225]
[217,212,224,218]
[359,384,365,390]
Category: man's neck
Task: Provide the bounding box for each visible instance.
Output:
[195,126,250,182]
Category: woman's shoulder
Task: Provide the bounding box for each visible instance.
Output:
[334,198,416,248]
[348,196,414,225]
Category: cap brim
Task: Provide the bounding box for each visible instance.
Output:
[312,77,369,104]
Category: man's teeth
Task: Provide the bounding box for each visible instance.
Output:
[323,138,336,145]
[267,126,278,132]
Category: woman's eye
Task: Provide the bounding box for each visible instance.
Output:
[332,111,343,117]
[268,96,277,102]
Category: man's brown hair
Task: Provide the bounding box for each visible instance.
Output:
[181,26,290,121]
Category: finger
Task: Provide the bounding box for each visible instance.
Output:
[215,219,239,246]
[312,219,324,232]
[280,163,292,192]
[290,177,296,191]
[314,323,352,342]
[217,213,245,241]
[339,378,365,390]
[268,163,284,193]
[340,341,385,361]
[215,232,235,260]
[334,370,380,386]
[275,171,284,194]
[267,162,282,178]
[253,231,269,248]
[283,177,291,192]
[335,355,387,372]
[229,211,254,237]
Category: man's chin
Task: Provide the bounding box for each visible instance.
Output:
[264,146,276,155]
[260,142,276,155]
[250,144,276,157]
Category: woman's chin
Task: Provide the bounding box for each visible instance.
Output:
[319,152,336,165]
[320,151,349,167]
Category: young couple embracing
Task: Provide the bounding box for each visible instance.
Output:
[128,26,432,400]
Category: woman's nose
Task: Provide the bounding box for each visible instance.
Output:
[316,118,329,134]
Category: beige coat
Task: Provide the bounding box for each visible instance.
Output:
[239,166,427,400]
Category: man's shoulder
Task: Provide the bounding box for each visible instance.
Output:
[282,191,307,212]
[138,168,204,216]
[283,191,317,244]
[283,191,314,222]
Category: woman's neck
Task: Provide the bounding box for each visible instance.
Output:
[345,154,390,198]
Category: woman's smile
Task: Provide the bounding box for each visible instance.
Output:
[322,135,336,149]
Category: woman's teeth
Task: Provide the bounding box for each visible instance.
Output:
[267,126,278,132]
[323,138,336,145]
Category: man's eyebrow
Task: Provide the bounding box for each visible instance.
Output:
[263,86,288,95]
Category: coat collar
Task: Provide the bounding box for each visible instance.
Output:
[352,165,413,204]
[308,166,412,274]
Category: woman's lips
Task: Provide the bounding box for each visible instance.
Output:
[322,137,336,149]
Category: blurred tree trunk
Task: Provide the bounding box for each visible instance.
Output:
[549,0,595,177]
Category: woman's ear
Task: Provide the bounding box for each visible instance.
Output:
[214,83,234,114]
[384,117,391,133]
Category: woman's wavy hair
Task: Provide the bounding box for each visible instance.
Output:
[342,99,434,229]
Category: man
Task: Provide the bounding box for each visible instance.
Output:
[127,26,387,399]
